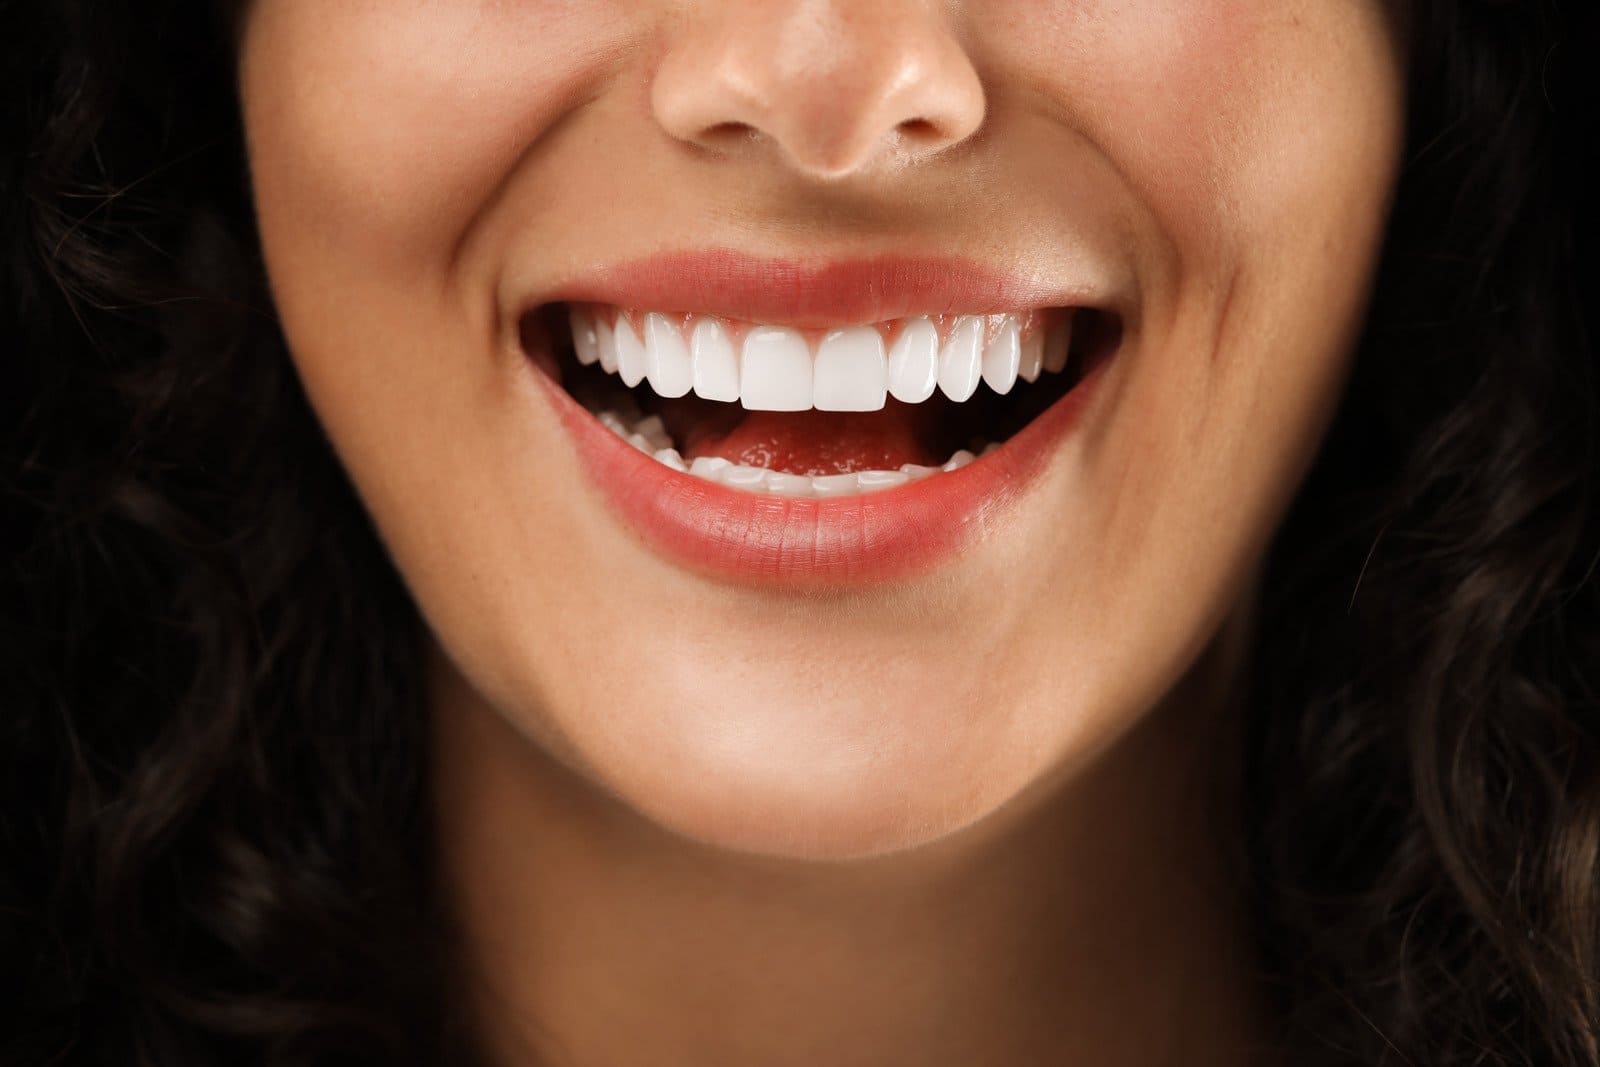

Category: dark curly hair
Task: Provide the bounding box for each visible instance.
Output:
[2,1,1595,1064]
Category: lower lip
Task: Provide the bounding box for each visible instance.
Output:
[531,355,1110,586]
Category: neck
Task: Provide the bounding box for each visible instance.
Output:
[430,609,1270,1067]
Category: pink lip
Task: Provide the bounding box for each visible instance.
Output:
[541,249,1105,327]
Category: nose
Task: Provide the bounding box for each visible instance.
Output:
[651,0,986,180]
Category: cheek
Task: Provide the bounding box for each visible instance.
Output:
[239,0,628,285]
[1003,0,1405,461]
[1127,6,1402,525]
[237,0,640,555]
[987,0,1404,694]
[994,0,1403,267]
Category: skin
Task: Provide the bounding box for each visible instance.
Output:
[239,1,1405,1064]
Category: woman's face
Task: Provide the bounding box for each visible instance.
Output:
[239,1,1403,858]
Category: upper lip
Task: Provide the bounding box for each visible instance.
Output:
[532,248,1118,328]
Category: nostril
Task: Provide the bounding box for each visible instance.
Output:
[894,117,949,151]
[698,120,761,151]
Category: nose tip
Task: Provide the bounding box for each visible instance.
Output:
[651,1,986,180]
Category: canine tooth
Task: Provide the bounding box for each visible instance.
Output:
[982,317,1021,395]
[1018,325,1045,383]
[626,432,652,453]
[813,326,888,412]
[810,473,860,498]
[653,447,688,471]
[689,455,732,480]
[571,307,600,365]
[690,317,740,402]
[980,440,1001,456]
[597,410,627,436]
[616,315,648,387]
[740,326,812,411]
[644,313,693,398]
[937,316,983,402]
[763,471,814,497]
[1043,316,1071,375]
[887,317,938,404]
[856,470,910,492]
[899,464,938,479]
[595,316,619,374]
[942,449,976,471]
[722,465,768,490]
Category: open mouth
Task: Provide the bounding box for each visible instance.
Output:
[522,302,1121,498]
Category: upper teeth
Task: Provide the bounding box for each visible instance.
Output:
[569,306,1072,412]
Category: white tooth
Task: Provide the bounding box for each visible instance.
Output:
[722,465,768,491]
[980,440,1001,456]
[1043,316,1072,375]
[615,315,648,387]
[653,447,688,471]
[740,326,813,411]
[899,464,938,480]
[634,414,672,451]
[1018,325,1045,383]
[596,410,625,435]
[570,307,600,365]
[887,317,939,404]
[942,449,976,471]
[937,316,983,402]
[690,317,740,402]
[856,470,910,492]
[643,313,693,398]
[813,326,887,412]
[689,455,732,480]
[763,471,814,498]
[810,472,861,498]
[595,316,619,374]
[981,317,1021,396]
[626,432,652,453]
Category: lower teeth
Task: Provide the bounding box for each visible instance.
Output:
[592,407,997,499]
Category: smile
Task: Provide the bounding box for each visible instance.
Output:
[517,252,1123,583]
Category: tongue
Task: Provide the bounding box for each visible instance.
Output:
[657,397,945,476]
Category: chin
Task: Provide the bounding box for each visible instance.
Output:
[521,644,1058,862]
[604,718,1025,863]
